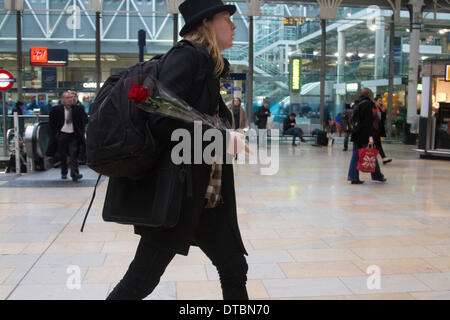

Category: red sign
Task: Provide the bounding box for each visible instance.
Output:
[30,47,48,65]
[0,69,15,91]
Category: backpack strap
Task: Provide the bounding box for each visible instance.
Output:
[80,174,102,232]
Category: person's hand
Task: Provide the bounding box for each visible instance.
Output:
[291,123,295,126]
[265,112,269,115]
[369,136,374,146]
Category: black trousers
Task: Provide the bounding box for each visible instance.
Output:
[373,135,387,159]
[107,209,249,300]
[57,132,79,176]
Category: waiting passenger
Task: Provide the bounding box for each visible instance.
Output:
[283,112,305,146]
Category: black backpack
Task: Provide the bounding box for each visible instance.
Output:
[86,52,174,179]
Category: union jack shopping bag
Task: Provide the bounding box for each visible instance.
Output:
[357,146,379,173]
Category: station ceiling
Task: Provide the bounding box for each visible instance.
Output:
[234,0,448,12]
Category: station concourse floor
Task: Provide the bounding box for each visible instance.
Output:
[1,141,450,300]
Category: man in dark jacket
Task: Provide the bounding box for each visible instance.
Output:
[255,99,270,129]
[255,99,271,147]
[347,88,386,184]
[283,113,305,146]
[47,91,88,181]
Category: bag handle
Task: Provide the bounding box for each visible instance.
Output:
[80,174,102,232]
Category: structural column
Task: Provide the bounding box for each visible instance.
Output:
[406,0,424,125]
[387,15,396,141]
[173,13,178,45]
[336,30,345,106]
[319,19,326,128]
[247,16,254,120]
[442,34,449,54]
[16,10,23,101]
[374,16,385,80]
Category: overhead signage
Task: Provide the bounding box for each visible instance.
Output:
[446,64,450,81]
[228,73,247,81]
[283,17,305,26]
[290,57,301,93]
[346,83,358,92]
[83,82,104,89]
[0,69,16,91]
[30,48,69,66]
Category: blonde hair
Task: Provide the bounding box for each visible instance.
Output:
[183,21,225,78]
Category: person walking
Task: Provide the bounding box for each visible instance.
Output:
[283,112,305,146]
[347,88,386,184]
[255,99,271,147]
[105,0,248,300]
[373,95,392,165]
[47,91,87,181]
[229,97,248,131]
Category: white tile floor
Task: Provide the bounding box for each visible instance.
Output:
[1,142,450,299]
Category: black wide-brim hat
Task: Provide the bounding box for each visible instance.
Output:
[179,0,236,37]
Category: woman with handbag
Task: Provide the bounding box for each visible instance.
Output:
[105,0,248,300]
[347,88,386,184]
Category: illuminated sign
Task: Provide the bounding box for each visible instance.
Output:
[30,48,68,66]
[30,47,48,65]
[83,82,104,89]
[446,64,450,81]
[290,57,301,92]
[283,17,305,26]
[346,83,358,92]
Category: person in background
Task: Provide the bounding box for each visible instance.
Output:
[373,95,392,165]
[347,88,386,184]
[255,99,271,147]
[283,112,305,146]
[10,101,25,137]
[341,104,352,151]
[68,90,88,165]
[229,97,248,131]
[47,91,88,181]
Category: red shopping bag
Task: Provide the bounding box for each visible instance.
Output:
[357,146,379,173]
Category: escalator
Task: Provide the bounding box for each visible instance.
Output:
[24,122,52,171]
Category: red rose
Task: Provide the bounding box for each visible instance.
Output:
[128,84,150,104]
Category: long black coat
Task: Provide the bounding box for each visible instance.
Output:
[256,106,270,129]
[351,97,375,146]
[46,104,88,157]
[102,40,247,256]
